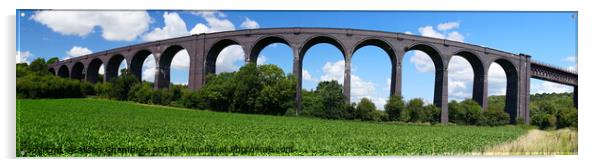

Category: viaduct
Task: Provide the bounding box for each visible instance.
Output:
[47,27,578,124]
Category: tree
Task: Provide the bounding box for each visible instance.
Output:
[357,98,376,121]
[109,69,139,100]
[385,95,404,121]
[46,57,60,65]
[406,98,428,122]
[316,81,347,119]
[29,58,49,75]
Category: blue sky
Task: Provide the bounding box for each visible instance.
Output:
[16,10,577,109]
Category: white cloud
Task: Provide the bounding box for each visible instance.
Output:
[240,17,259,29]
[487,63,508,96]
[215,45,245,73]
[64,46,92,60]
[171,50,190,70]
[418,26,445,39]
[190,23,209,34]
[302,69,316,82]
[141,56,156,82]
[31,11,151,41]
[257,55,267,65]
[437,21,460,31]
[403,31,413,35]
[446,31,465,42]
[16,51,33,64]
[319,60,346,83]
[531,81,574,94]
[409,51,436,73]
[190,11,235,33]
[98,65,105,75]
[142,12,189,41]
[417,23,465,42]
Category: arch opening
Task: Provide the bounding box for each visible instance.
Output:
[350,44,393,109]
[58,65,69,78]
[402,44,444,105]
[447,51,485,105]
[488,59,518,124]
[105,54,127,82]
[157,45,190,88]
[86,58,103,83]
[205,39,245,77]
[249,36,292,70]
[70,62,85,81]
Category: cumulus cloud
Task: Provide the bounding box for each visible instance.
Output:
[16,51,33,64]
[487,63,508,96]
[64,46,92,60]
[319,60,345,83]
[31,10,151,41]
[141,55,157,82]
[437,21,460,31]
[142,12,189,41]
[169,50,190,70]
[240,17,259,29]
[215,45,245,73]
[531,81,574,94]
[189,11,235,34]
[302,69,316,82]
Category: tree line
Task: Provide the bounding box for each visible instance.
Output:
[17,57,576,129]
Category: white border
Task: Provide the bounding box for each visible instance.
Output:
[3,0,601,167]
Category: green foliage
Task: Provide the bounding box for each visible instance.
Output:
[17,98,528,156]
[355,98,386,121]
[481,109,510,126]
[107,70,139,100]
[302,81,347,119]
[46,57,60,65]
[385,95,404,121]
[449,99,483,125]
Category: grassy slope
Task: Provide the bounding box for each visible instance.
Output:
[17,98,527,156]
[479,129,577,155]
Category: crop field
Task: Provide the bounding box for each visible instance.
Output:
[17,99,527,156]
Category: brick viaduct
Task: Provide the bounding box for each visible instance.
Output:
[47,27,578,124]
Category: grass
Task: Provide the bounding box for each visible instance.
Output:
[476,128,577,155]
[17,98,530,156]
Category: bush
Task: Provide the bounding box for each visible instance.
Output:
[449,99,483,125]
[384,95,404,121]
[424,104,441,123]
[94,82,112,98]
[108,70,139,100]
[481,109,510,126]
[17,74,93,98]
[557,107,578,128]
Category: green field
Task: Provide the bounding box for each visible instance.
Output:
[17,98,528,156]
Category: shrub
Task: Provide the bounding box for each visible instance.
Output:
[481,109,510,126]
[108,70,139,100]
[384,95,404,121]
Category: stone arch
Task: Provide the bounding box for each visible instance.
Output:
[491,58,519,124]
[157,45,189,88]
[350,38,398,96]
[299,35,346,61]
[58,65,69,78]
[70,62,85,80]
[451,50,486,107]
[130,49,153,81]
[249,35,292,64]
[205,39,243,75]
[86,58,103,83]
[106,54,126,82]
